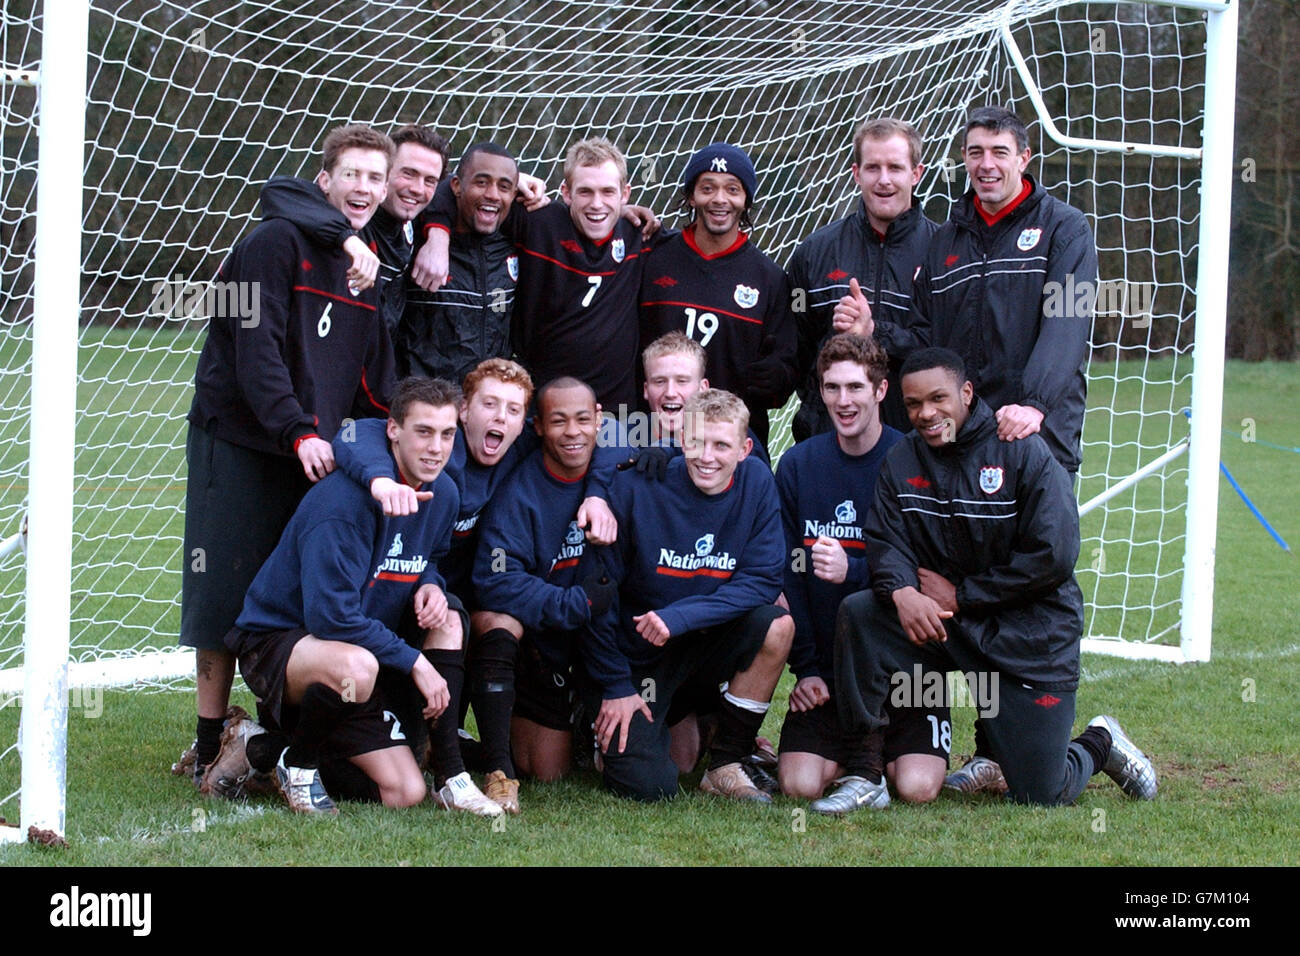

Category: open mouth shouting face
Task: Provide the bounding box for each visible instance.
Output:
[644,352,708,440]
[460,377,528,468]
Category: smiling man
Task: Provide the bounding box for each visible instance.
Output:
[414,136,665,413]
[583,389,793,803]
[774,334,948,814]
[260,124,451,333]
[639,143,797,447]
[468,377,621,811]
[398,143,532,384]
[901,107,1096,476]
[216,377,505,816]
[177,124,399,789]
[832,348,1157,810]
[788,118,938,440]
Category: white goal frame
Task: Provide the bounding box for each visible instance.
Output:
[2,0,1238,843]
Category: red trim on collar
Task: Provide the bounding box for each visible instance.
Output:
[974,179,1032,226]
[684,224,748,260]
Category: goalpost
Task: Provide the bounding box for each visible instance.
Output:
[0,0,1236,842]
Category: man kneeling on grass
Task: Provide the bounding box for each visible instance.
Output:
[583,389,793,802]
[833,348,1157,810]
[213,377,501,815]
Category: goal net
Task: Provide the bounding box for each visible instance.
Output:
[0,0,1233,836]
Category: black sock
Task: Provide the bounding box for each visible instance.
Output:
[842,728,885,784]
[1074,725,1112,777]
[285,683,357,769]
[246,731,290,773]
[708,696,766,770]
[196,715,225,769]
[973,717,993,760]
[424,648,467,781]
[470,628,518,777]
[319,756,381,803]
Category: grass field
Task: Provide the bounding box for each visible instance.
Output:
[1,348,1297,866]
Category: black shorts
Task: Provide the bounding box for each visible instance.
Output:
[513,631,577,733]
[881,693,952,765]
[780,690,950,766]
[180,423,309,651]
[226,626,421,760]
[779,696,849,765]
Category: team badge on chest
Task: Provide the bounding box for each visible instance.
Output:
[507,255,519,281]
[566,520,585,546]
[1016,228,1042,251]
[403,221,414,245]
[979,466,1004,494]
[835,499,857,523]
[733,284,759,308]
[611,238,625,263]
[695,534,715,556]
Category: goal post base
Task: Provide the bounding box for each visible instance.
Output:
[1082,637,1204,664]
[0,649,195,697]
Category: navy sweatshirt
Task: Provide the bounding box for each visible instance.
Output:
[332,416,540,600]
[472,450,595,656]
[586,455,784,698]
[235,460,459,673]
[775,427,902,680]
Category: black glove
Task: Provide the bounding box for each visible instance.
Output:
[582,560,618,618]
[615,445,672,481]
[746,335,791,399]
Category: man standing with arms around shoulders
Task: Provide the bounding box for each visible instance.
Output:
[178,124,397,787]
[788,118,938,438]
[639,143,798,447]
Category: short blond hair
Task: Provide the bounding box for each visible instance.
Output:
[852,118,922,169]
[564,136,629,186]
[462,357,534,407]
[683,388,749,442]
[643,331,706,378]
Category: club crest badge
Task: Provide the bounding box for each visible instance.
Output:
[565,521,585,546]
[612,238,625,263]
[388,533,404,557]
[979,466,1004,494]
[507,255,519,281]
[695,533,715,557]
[403,221,414,245]
[1016,228,1042,251]
[733,284,759,308]
[834,499,857,524]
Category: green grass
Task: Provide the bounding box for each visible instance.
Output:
[2,356,1298,865]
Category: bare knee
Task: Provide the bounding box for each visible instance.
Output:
[764,614,795,659]
[378,774,427,808]
[892,772,942,804]
[779,760,828,800]
[472,611,522,640]
[669,717,700,773]
[340,647,379,702]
